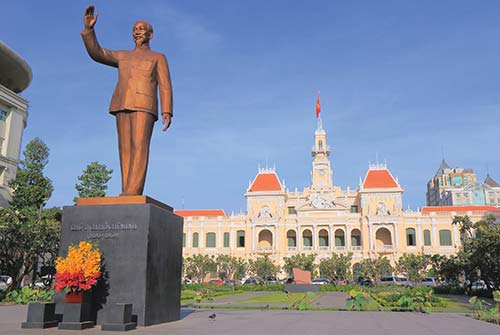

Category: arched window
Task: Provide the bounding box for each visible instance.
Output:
[258,229,273,248]
[439,229,452,246]
[319,229,329,247]
[287,230,297,247]
[423,229,431,246]
[236,230,245,248]
[223,232,230,248]
[351,229,361,247]
[303,229,313,247]
[192,232,199,248]
[182,233,186,247]
[334,229,345,247]
[206,232,216,248]
[375,227,392,248]
[406,228,416,246]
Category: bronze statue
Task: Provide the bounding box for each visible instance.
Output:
[81,5,173,196]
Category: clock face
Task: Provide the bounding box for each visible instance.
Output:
[318,169,325,176]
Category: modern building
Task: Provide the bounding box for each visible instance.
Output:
[426,160,476,206]
[177,117,497,272]
[0,41,32,207]
[441,174,500,208]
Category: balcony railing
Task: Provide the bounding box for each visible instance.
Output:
[319,246,329,250]
[335,246,346,250]
[257,246,273,251]
[351,246,362,250]
[287,246,297,251]
[303,246,313,251]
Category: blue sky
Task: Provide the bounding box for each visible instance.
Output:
[3,1,500,212]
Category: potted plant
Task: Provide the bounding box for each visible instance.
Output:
[54,241,101,303]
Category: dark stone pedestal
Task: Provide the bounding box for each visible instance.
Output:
[102,303,137,331]
[58,200,183,326]
[284,284,320,293]
[21,302,59,329]
[58,303,94,330]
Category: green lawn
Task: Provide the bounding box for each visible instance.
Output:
[431,295,474,312]
[240,292,321,305]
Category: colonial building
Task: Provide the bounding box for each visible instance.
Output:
[177,117,496,270]
[0,41,31,207]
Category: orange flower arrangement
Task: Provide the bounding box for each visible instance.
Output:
[54,241,101,292]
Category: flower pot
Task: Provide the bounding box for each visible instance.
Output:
[65,291,91,304]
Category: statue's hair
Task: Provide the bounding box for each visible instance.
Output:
[134,20,153,34]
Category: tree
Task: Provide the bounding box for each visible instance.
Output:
[183,254,216,283]
[282,253,316,276]
[248,255,279,280]
[74,161,113,202]
[319,253,353,283]
[0,138,58,290]
[453,215,474,242]
[357,257,393,283]
[9,138,53,212]
[396,253,430,283]
[458,214,500,290]
[215,255,247,280]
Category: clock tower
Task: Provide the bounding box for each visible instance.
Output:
[311,117,333,190]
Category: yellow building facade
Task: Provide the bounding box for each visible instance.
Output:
[177,118,496,271]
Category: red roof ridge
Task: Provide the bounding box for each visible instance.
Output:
[362,164,399,189]
[174,209,226,217]
[248,168,282,192]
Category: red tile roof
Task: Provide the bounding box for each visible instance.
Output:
[421,206,498,213]
[174,210,226,217]
[249,173,282,192]
[363,169,398,188]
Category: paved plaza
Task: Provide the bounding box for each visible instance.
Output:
[1,304,499,335]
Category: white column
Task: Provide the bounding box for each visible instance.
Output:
[345,224,350,250]
[187,221,192,249]
[297,224,302,250]
[313,224,318,250]
[252,225,256,252]
[417,220,423,248]
[230,224,235,249]
[275,224,279,250]
[431,220,437,247]
[369,222,374,250]
[217,222,222,249]
[452,223,459,248]
[199,222,204,248]
[329,224,334,251]
[393,222,399,250]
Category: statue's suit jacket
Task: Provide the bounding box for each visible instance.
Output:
[81,28,173,121]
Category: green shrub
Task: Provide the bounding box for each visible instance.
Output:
[5,287,54,304]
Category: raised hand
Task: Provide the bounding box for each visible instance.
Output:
[83,5,98,29]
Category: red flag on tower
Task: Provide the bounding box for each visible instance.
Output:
[315,95,321,118]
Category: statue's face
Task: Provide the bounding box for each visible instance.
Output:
[132,21,153,46]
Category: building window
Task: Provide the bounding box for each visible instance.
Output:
[287,230,297,247]
[319,229,329,247]
[223,232,230,248]
[303,229,313,247]
[439,178,443,186]
[237,230,245,248]
[206,232,216,248]
[334,230,345,247]
[0,110,7,122]
[350,205,358,213]
[446,176,451,186]
[452,176,463,186]
[424,229,431,246]
[406,228,416,246]
[182,233,186,247]
[287,207,297,215]
[192,232,199,248]
[439,229,452,246]
[464,176,469,184]
[351,229,361,246]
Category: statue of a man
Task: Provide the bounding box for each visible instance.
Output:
[81,5,173,196]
